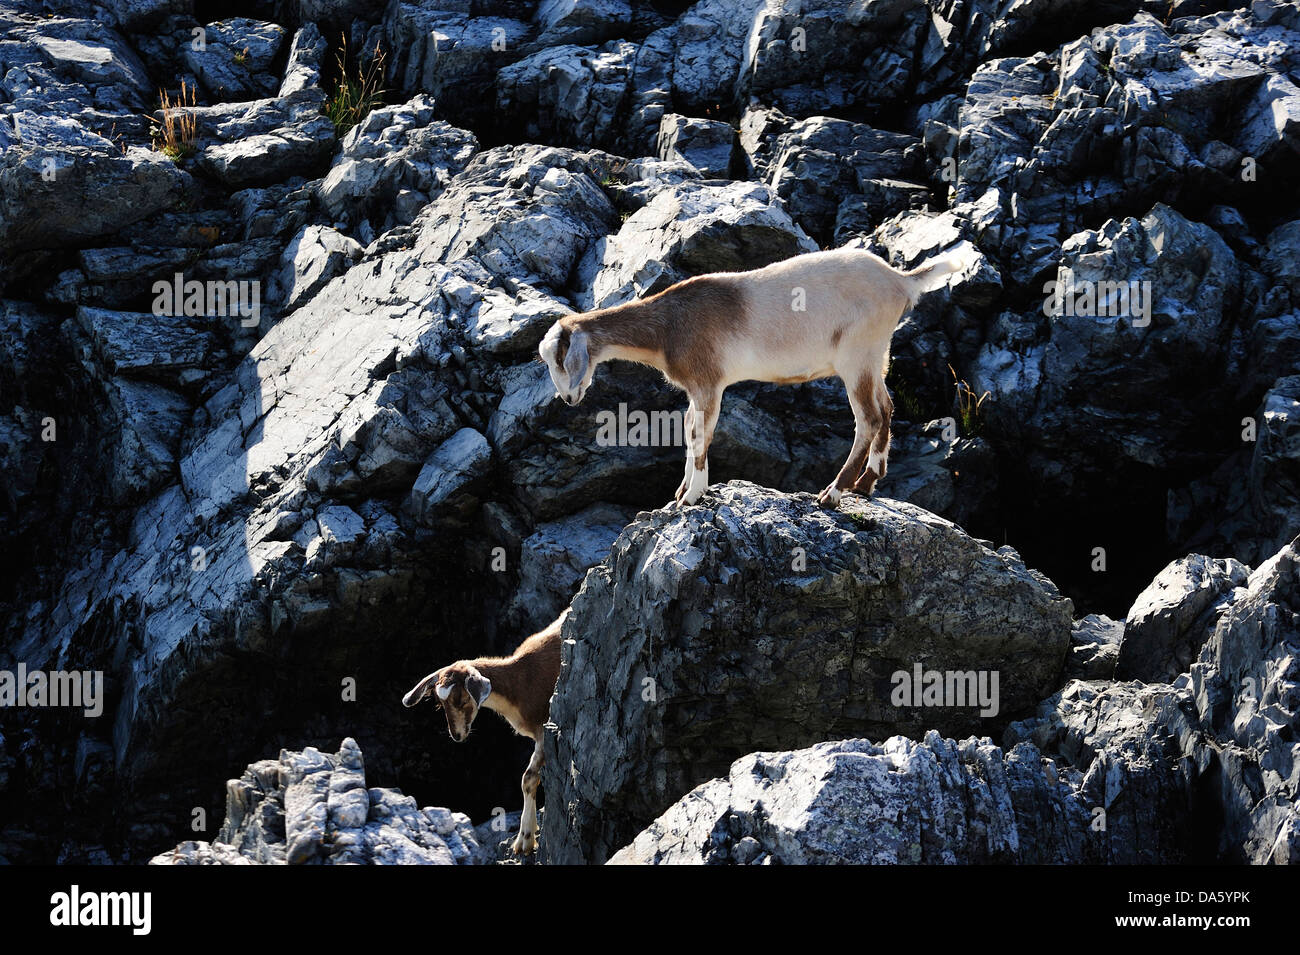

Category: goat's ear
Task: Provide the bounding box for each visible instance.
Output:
[538,324,561,366]
[403,668,444,708]
[466,670,492,707]
[563,330,590,391]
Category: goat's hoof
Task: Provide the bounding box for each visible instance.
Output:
[852,468,881,496]
[817,485,843,508]
[512,833,537,856]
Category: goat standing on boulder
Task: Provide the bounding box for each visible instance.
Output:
[539,245,972,507]
[402,612,565,856]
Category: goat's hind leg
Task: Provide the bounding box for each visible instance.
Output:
[851,386,892,497]
[512,737,544,856]
[819,372,879,508]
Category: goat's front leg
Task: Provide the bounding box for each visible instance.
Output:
[677,387,721,506]
[512,736,544,856]
[819,372,878,507]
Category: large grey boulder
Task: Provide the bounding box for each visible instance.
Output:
[543,481,1073,864]
[152,739,483,864]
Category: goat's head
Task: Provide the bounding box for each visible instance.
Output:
[402,664,492,743]
[539,321,593,406]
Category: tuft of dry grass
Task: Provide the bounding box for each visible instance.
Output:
[326,34,386,135]
[949,363,991,437]
[150,81,199,161]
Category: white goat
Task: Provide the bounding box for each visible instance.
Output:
[402,612,565,856]
[539,245,970,506]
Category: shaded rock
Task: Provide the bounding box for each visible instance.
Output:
[151,738,481,864]
[385,5,533,125]
[506,502,636,629]
[1185,536,1300,863]
[656,113,734,178]
[974,203,1239,495]
[188,90,337,188]
[741,109,925,244]
[75,305,215,390]
[543,481,1073,864]
[183,18,286,100]
[0,112,189,258]
[1067,613,1123,681]
[535,0,635,47]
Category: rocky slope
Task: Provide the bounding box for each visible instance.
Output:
[1,0,1298,864]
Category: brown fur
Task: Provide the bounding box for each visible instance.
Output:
[560,275,746,393]
[464,617,562,738]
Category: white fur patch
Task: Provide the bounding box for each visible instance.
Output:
[867,450,885,474]
[682,463,709,504]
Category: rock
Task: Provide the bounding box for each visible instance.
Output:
[75,305,215,389]
[534,0,635,47]
[279,22,328,97]
[1067,613,1123,681]
[1185,536,1300,863]
[417,145,619,292]
[612,726,1175,865]
[275,225,363,313]
[506,502,636,628]
[0,14,154,118]
[741,110,925,244]
[183,18,287,100]
[974,203,1240,496]
[0,113,190,259]
[1234,73,1300,172]
[576,180,817,310]
[495,42,639,151]
[1248,376,1300,561]
[385,6,533,126]
[655,113,734,178]
[316,96,479,234]
[151,739,482,864]
[1117,554,1249,683]
[188,90,337,188]
[543,481,1073,864]
[406,428,493,528]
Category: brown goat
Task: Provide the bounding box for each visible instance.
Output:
[402,613,564,855]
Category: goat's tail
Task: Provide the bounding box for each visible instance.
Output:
[897,242,978,303]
